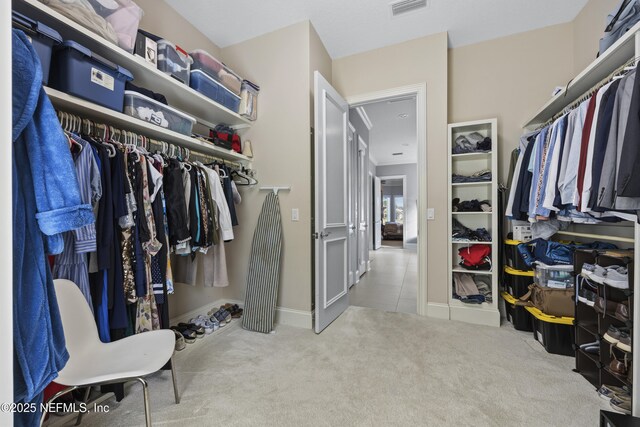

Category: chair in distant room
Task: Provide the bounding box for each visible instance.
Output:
[41,279,179,427]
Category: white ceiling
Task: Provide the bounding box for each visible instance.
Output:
[362,97,417,166]
[165,0,589,58]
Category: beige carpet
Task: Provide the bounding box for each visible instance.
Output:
[70,307,607,426]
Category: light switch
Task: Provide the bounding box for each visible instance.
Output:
[427,208,435,220]
[291,208,299,221]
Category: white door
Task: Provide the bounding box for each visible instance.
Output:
[348,124,358,287]
[314,71,349,333]
[358,137,369,276]
[373,177,382,250]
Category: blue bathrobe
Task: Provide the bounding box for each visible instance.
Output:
[13,29,94,425]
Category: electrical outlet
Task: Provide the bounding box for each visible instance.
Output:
[291,208,299,221]
[427,208,435,220]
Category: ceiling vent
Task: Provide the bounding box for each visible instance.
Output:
[390,0,429,17]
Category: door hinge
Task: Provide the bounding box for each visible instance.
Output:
[313,232,319,239]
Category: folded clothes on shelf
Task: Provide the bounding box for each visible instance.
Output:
[452,273,493,303]
[452,169,492,183]
[452,198,492,212]
[452,219,491,242]
[452,132,492,154]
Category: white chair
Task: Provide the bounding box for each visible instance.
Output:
[41,279,179,427]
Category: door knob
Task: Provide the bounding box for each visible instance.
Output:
[320,231,331,239]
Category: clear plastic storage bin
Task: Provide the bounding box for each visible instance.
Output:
[38,0,143,53]
[157,40,192,85]
[189,70,241,113]
[123,91,195,135]
[51,40,133,111]
[534,262,574,289]
[190,49,242,95]
[240,80,259,121]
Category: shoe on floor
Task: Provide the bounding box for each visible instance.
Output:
[610,396,632,414]
[604,266,629,290]
[173,330,186,351]
[171,326,196,344]
[210,309,227,327]
[190,316,216,335]
[598,384,630,401]
[178,322,205,339]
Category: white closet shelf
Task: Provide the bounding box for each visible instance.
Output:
[555,230,635,244]
[524,20,640,128]
[15,0,252,130]
[451,212,492,215]
[451,182,492,187]
[45,87,252,163]
[451,152,492,159]
[451,240,493,245]
[451,268,493,275]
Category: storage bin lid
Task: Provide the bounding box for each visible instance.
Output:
[505,239,525,246]
[500,291,518,305]
[504,266,534,276]
[524,306,574,324]
[124,90,196,124]
[191,69,241,100]
[533,262,574,271]
[157,39,193,64]
[57,40,133,81]
[242,79,260,91]
[12,11,62,43]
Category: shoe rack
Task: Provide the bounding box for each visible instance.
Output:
[447,118,499,327]
[574,249,634,394]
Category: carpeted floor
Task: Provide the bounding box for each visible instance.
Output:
[70,307,607,427]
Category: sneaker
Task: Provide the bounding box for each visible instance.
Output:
[604,266,629,290]
[604,325,624,344]
[590,264,611,284]
[579,340,599,349]
[610,396,632,414]
[617,331,632,353]
[173,330,186,351]
[581,263,596,279]
[598,384,630,401]
[583,345,600,355]
[577,287,597,307]
[190,316,215,335]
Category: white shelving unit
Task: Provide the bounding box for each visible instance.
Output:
[523,24,640,415]
[13,0,252,131]
[447,119,499,327]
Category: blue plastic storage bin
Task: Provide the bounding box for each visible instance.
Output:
[50,41,133,111]
[190,69,241,113]
[12,11,62,85]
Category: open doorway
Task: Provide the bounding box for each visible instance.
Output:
[347,95,419,314]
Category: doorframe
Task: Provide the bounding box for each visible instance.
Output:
[346,83,427,316]
[377,175,407,249]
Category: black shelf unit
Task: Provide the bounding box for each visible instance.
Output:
[574,249,634,392]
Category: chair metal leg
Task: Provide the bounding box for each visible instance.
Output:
[39,386,79,427]
[75,386,91,426]
[136,377,151,427]
[170,356,180,404]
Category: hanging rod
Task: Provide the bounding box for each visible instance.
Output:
[555,230,635,244]
[259,186,291,195]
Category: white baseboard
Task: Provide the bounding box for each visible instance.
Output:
[426,303,450,320]
[170,300,312,330]
[449,305,500,327]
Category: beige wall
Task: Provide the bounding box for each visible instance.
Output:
[449,23,575,182]
[222,22,314,313]
[136,0,221,56]
[573,0,619,73]
[333,32,449,304]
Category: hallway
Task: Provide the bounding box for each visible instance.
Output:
[348,247,417,314]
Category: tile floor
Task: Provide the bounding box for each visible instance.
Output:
[348,246,417,314]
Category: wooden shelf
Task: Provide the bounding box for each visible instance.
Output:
[451,181,492,187]
[451,268,493,275]
[451,211,492,215]
[524,20,640,128]
[451,151,492,159]
[45,87,251,163]
[15,0,252,130]
[451,240,492,245]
